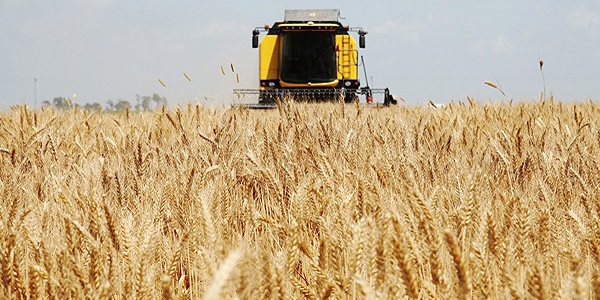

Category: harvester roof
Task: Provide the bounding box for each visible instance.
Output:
[284,9,340,22]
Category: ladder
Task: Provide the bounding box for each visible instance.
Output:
[338,34,356,78]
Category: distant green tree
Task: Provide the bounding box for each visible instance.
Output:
[135,94,152,111]
[114,99,131,111]
[52,97,68,110]
[83,102,103,111]
[152,94,168,109]
[132,94,167,111]
[106,100,115,111]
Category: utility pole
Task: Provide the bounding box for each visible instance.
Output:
[34,78,37,109]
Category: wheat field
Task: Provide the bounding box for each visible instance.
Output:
[1,100,600,299]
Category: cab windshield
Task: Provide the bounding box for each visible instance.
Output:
[281,32,337,83]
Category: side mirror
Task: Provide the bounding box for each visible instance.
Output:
[252,30,259,48]
[358,30,367,48]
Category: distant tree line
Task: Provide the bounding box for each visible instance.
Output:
[42,94,168,111]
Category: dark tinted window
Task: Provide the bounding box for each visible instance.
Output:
[281,32,336,83]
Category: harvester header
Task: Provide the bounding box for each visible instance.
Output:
[234,9,397,108]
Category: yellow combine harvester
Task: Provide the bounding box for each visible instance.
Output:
[234,9,397,108]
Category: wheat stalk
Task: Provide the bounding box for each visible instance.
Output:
[202,249,242,300]
[444,229,470,300]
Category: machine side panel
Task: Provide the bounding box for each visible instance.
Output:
[259,35,280,81]
[335,34,358,81]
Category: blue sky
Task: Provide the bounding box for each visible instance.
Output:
[1,0,599,109]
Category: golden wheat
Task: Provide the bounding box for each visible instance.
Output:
[0,100,600,299]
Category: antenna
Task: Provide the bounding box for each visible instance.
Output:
[361,56,369,87]
[361,56,373,103]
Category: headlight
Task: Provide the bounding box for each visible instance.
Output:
[344,81,351,87]
[268,82,276,87]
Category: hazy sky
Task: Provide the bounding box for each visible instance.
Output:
[1,0,599,109]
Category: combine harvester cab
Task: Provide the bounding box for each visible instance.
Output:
[234,9,398,108]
